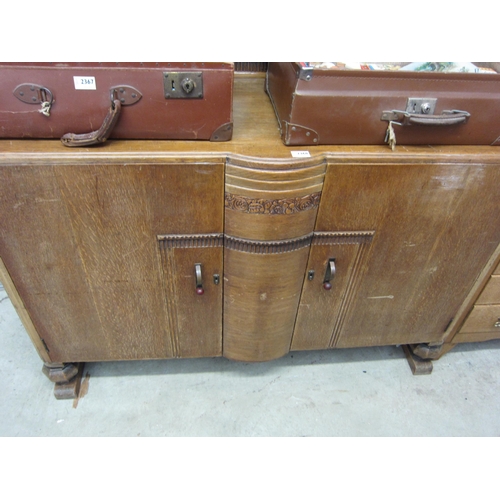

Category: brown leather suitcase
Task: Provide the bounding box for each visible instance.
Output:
[0,62,234,146]
[266,62,500,148]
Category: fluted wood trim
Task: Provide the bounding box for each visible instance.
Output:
[225,234,313,254]
[312,231,375,246]
[157,234,225,249]
[226,163,326,180]
[329,241,372,348]
[225,173,325,192]
[157,231,375,255]
[225,160,326,199]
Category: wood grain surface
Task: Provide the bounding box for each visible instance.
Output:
[315,161,500,347]
[223,247,310,361]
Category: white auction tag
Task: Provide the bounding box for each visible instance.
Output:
[73,76,97,90]
[291,151,311,158]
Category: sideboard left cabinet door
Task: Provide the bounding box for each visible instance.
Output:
[0,161,224,363]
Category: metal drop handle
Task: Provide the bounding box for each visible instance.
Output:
[195,263,204,295]
[323,259,336,290]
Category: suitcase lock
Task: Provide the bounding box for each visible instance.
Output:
[163,72,204,99]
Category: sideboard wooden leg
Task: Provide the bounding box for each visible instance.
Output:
[410,342,456,360]
[402,345,433,375]
[42,362,85,399]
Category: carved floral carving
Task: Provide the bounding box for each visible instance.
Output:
[224,192,321,215]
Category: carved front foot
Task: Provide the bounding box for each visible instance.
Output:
[410,342,455,360]
[42,362,84,399]
[402,345,433,375]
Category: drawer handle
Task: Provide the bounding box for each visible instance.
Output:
[495,318,500,328]
[195,263,204,295]
[323,259,336,290]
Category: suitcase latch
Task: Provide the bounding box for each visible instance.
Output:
[13,83,54,116]
[163,72,203,99]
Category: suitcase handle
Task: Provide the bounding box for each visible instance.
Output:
[382,109,470,126]
[61,99,122,147]
[405,110,470,126]
[382,109,471,150]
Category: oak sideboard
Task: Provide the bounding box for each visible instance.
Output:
[1,75,499,398]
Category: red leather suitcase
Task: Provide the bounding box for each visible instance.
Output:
[0,62,234,146]
[266,62,500,148]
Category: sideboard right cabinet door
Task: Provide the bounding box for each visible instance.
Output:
[292,158,500,350]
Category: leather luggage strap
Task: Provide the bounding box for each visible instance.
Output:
[61,99,122,147]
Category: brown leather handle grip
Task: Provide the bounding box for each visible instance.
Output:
[382,109,471,127]
[60,99,122,147]
[404,111,470,126]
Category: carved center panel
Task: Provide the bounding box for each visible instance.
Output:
[225,192,321,215]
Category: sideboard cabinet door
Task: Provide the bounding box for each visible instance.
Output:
[291,231,374,351]
[0,161,224,362]
[300,160,500,348]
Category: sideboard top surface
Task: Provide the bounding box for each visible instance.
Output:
[1,74,500,165]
